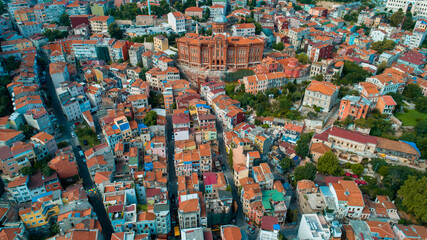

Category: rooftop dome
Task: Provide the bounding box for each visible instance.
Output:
[213,15,227,23]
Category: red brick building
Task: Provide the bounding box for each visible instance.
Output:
[339,95,371,120]
[177,33,264,71]
[306,42,333,63]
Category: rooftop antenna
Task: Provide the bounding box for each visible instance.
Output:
[148,0,152,15]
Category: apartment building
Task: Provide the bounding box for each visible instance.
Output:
[302,80,340,112]
[50,62,70,88]
[168,12,186,33]
[31,132,57,156]
[7,176,32,203]
[241,72,287,94]
[24,107,54,134]
[89,16,114,34]
[154,35,169,52]
[19,195,60,231]
[128,43,145,66]
[0,142,35,177]
[338,95,371,120]
[298,214,331,240]
[375,95,397,117]
[178,193,201,230]
[1,39,34,52]
[329,180,364,219]
[17,21,43,38]
[232,23,255,37]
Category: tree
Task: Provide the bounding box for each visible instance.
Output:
[226,185,232,191]
[203,8,210,21]
[390,9,405,27]
[108,23,124,40]
[377,62,388,74]
[351,163,364,176]
[59,13,71,26]
[398,176,427,223]
[403,84,423,100]
[261,123,269,129]
[41,165,54,177]
[402,11,415,30]
[139,68,148,80]
[228,148,233,167]
[280,157,294,173]
[370,40,396,54]
[19,125,35,140]
[43,29,69,41]
[2,56,21,72]
[371,158,388,172]
[296,53,309,64]
[143,111,158,126]
[272,42,284,51]
[295,132,313,158]
[415,97,427,113]
[317,151,341,176]
[294,163,316,181]
[58,141,69,149]
[313,74,324,81]
[20,166,36,176]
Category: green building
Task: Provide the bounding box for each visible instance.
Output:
[90,2,109,16]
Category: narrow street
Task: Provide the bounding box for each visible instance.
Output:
[46,73,114,240]
[215,118,258,239]
[165,115,177,210]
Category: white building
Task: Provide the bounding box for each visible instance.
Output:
[385,0,427,18]
[178,193,201,230]
[297,214,331,240]
[232,23,256,37]
[168,12,186,34]
[86,85,102,108]
[129,43,145,66]
[7,176,32,203]
[210,4,226,20]
[153,203,171,235]
[404,28,427,49]
[369,29,387,42]
[71,40,98,60]
[61,97,82,121]
[329,180,365,220]
[17,21,43,38]
[50,62,70,88]
[302,80,340,112]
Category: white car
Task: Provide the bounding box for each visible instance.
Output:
[71,132,76,138]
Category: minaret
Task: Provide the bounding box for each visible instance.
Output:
[196,21,199,34]
[148,0,152,15]
[196,0,199,7]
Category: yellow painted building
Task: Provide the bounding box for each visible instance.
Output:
[19,200,59,229]
[154,35,169,52]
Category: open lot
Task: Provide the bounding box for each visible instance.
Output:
[395,110,427,126]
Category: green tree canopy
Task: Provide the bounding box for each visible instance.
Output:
[317,151,341,176]
[20,166,36,176]
[108,23,124,40]
[280,157,294,173]
[370,40,396,54]
[351,163,364,176]
[390,9,405,27]
[272,42,284,51]
[294,163,316,181]
[296,53,309,65]
[403,84,423,100]
[59,13,71,26]
[398,176,427,223]
[313,74,324,81]
[144,111,158,126]
[295,132,313,158]
[415,97,427,113]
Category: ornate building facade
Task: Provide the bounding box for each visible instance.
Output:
[177,33,265,71]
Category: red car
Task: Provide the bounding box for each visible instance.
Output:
[74,122,80,126]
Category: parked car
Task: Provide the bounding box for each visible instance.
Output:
[83,140,88,146]
[71,132,76,138]
[97,135,101,140]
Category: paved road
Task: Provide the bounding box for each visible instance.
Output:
[46,73,114,240]
[215,118,258,239]
[165,116,178,223]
